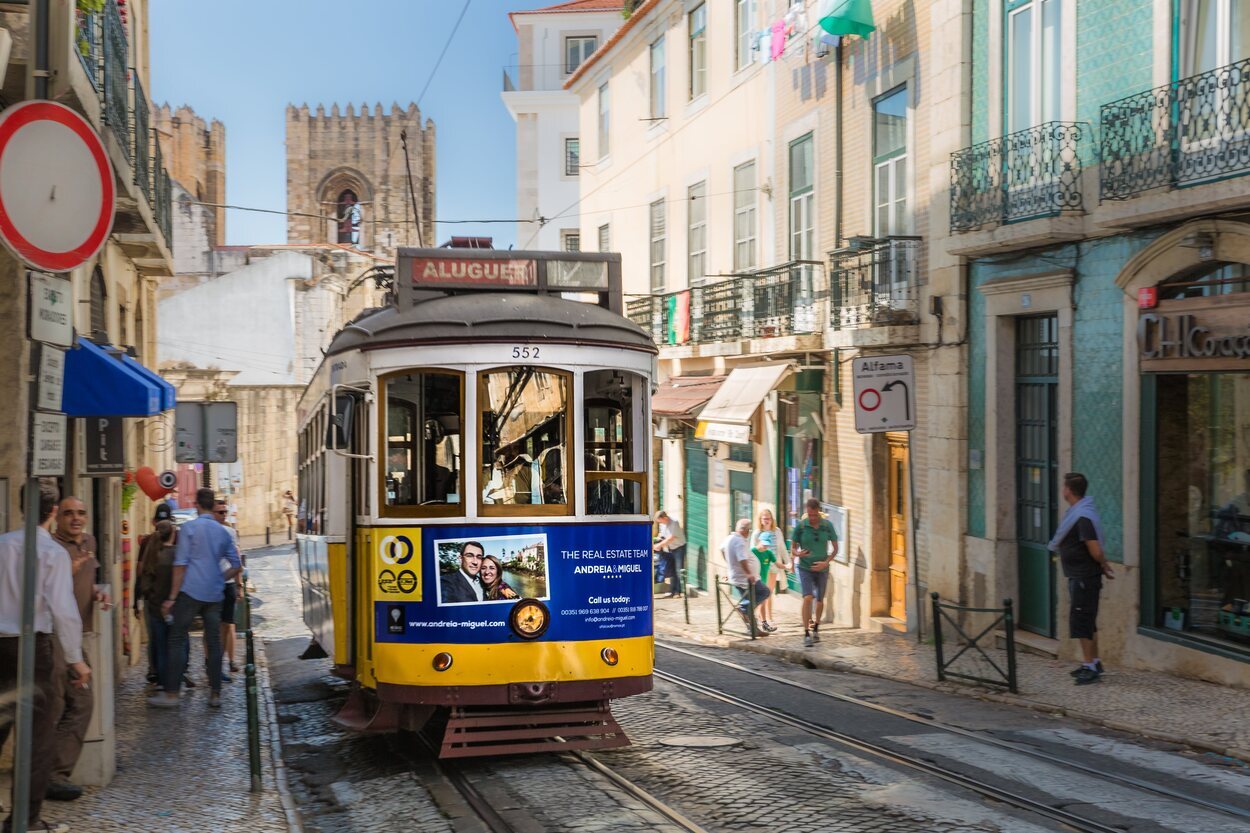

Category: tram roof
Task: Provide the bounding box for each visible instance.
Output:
[326,292,657,356]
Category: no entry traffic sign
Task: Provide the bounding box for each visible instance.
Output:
[853,354,916,433]
[0,100,115,272]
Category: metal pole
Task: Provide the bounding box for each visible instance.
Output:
[931,592,945,683]
[714,576,723,636]
[243,590,262,792]
[265,525,270,547]
[1004,598,1019,694]
[680,548,689,625]
[747,580,757,639]
[907,437,923,643]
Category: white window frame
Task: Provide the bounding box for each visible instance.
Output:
[650,37,667,120]
[650,199,666,293]
[564,137,580,177]
[562,229,581,252]
[687,181,707,287]
[1005,0,1061,133]
[598,81,611,159]
[733,161,757,271]
[788,134,814,261]
[873,87,911,237]
[565,36,598,75]
[735,0,754,72]
[689,4,707,100]
[598,223,610,253]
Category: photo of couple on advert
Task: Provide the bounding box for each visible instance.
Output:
[436,533,549,605]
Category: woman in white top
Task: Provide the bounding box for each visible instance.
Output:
[751,508,790,633]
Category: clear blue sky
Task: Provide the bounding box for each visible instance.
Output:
[151,0,546,249]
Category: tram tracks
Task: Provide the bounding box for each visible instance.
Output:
[655,640,1250,832]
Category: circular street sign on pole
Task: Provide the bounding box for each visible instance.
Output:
[0,100,115,272]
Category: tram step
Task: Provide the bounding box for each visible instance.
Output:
[438,702,630,758]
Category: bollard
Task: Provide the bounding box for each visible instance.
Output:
[747,580,757,639]
[931,592,945,682]
[243,591,262,793]
[1004,598,1019,694]
[265,525,271,546]
[714,576,723,635]
[680,561,690,625]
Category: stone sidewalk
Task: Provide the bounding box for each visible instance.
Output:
[653,588,1250,763]
[1,564,300,832]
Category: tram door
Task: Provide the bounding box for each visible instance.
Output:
[349,399,371,671]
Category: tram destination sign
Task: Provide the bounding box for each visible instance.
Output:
[404,254,537,289]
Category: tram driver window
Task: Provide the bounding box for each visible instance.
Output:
[480,368,570,512]
[383,371,462,512]
[584,369,646,515]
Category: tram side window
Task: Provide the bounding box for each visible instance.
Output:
[384,372,462,511]
[584,370,646,515]
[480,368,570,512]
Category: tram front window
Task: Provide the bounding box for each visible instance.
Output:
[383,371,462,511]
[584,369,646,515]
[480,368,570,512]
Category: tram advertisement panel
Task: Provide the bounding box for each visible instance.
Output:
[372,522,652,644]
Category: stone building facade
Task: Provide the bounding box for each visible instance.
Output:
[285,103,436,256]
[153,104,226,248]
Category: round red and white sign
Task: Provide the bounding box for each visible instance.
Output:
[0,100,115,272]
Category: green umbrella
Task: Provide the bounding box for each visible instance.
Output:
[819,0,876,39]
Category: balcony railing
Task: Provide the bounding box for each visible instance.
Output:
[950,122,1089,232]
[501,64,572,93]
[132,71,151,205]
[1101,57,1250,200]
[626,263,822,347]
[156,166,173,252]
[101,0,128,159]
[829,237,922,330]
[75,8,101,90]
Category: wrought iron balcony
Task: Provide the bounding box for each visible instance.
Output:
[1101,57,1250,200]
[950,122,1089,232]
[829,237,922,330]
[102,0,128,159]
[75,7,101,90]
[132,72,151,205]
[626,262,823,348]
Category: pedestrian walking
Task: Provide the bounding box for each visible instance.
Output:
[652,510,687,598]
[1048,472,1114,686]
[721,518,770,635]
[0,480,89,833]
[213,500,243,682]
[136,521,178,698]
[147,488,241,709]
[751,508,790,633]
[136,503,173,685]
[46,497,110,802]
[281,490,297,537]
[791,498,837,647]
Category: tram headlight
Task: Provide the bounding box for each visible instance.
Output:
[432,652,453,672]
[600,647,619,666]
[509,599,551,639]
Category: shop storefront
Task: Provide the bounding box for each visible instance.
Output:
[1139,264,1250,657]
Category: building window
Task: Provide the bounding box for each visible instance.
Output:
[788,134,814,260]
[565,36,598,74]
[1006,0,1061,132]
[735,0,753,71]
[687,181,707,286]
[336,189,362,246]
[689,3,707,99]
[598,223,611,252]
[564,137,580,176]
[733,161,757,271]
[562,230,581,252]
[1181,0,1250,76]
[89,266,107,338]
[382,370,463,516]
[598,82,610,158]
[650,37,667,119]
[873,87,910,236]
[650,199,666,293]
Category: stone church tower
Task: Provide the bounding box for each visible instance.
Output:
[153,104,227,247]
[285,102,436,257]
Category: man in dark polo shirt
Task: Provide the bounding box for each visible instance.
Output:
[1049,473,1115,686]
[48,496,109,801]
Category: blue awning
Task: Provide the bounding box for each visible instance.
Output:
[122,354,176,411]
[62,338,162,417]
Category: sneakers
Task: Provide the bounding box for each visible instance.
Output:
[1069,660,1104,677]
[811,628,821,643]
[146,692,180,708]
[45,780,83,801]
[1073,666,1102,685]
[803,633,814,647]
[28,822,70,833]
[761,621,777,633]
[182,674,196,689]
[220,669,232,684]
[208,692,222,708]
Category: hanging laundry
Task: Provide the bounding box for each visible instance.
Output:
[770,19,786,60]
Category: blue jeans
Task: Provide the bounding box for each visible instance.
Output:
[166,593,223,694]
[664,546,686,595]
[146,606,187,689]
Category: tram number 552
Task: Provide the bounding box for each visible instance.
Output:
[511,346,540,359]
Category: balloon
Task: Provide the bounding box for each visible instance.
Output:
[135,467,173,501]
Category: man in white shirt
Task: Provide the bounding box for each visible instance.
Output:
[721,518,770,636]
[0,480,90,833]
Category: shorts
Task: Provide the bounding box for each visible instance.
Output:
[733,580,771,611]
[1068,576,1102,640]
[797,567,829,601]
[221,584,238,627]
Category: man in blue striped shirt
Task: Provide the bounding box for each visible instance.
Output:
[147,488,240,709]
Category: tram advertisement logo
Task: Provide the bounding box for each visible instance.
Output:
[373,530,421,601]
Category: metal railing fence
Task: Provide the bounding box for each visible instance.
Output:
[931,593,1018,693]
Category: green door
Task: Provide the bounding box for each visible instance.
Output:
[1016,315,1059,637]
[684,437,710,590]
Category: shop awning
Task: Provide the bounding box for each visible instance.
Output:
[651,375,726,418]
[696,362,794,444]
[62,338,163,417]
[122,354,176,411]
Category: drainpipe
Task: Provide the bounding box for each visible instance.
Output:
[834,41,844,250]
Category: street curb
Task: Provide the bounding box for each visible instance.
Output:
[654,621,1250,765]
[253,634,306,833]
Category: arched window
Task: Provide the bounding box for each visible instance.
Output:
[336,189,362,246]
[1160,261,1250,300]
[90,267,107,339]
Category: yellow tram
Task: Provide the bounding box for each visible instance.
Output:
[295,247,657,757]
